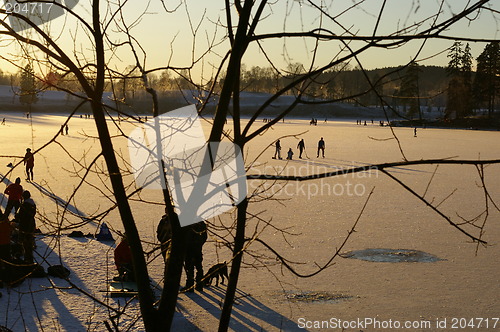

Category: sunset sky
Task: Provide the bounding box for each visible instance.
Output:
[1,0,499,81]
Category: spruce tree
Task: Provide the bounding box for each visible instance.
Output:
[473,42,500,118]
[19,63,38,107]
[446,42,473,119]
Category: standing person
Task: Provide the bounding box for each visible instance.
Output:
[181,221,207,293]
[3,177,23,218]
[24,148,34,181]
[16,190,36,263]
[1,118,5,125]
[273,139,282,160]
[297,139,305,159]
[414,127,417,137]
[65,124,69,135]
[156,212,172,263]
[317,137,325,158]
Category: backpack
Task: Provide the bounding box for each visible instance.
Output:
[96,223,114,241]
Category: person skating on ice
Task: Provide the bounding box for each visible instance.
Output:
[23,148,34,181]
[297,139,305,158]
[273,139,282,159]
[317,137,325,158]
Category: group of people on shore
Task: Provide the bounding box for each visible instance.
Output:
[1,177,38,274]
[113,211,208,293]
[273,137,326,160]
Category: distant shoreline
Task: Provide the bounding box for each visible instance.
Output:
[1,107,499,132]
[392,118,500,132]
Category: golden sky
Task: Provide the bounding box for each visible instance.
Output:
[1,0,498,80]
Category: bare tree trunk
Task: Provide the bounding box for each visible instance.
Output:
[218,197,248,331]
[143,84,186,330]
[90,1,158,329]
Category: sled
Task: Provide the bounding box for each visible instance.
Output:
[109,281,139,297]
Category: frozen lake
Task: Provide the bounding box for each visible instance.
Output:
[0,112,499,331]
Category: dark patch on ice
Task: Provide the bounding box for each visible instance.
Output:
[282,290,352,303]
[343,248,443,263]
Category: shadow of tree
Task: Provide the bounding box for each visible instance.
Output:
[177,286,304,331]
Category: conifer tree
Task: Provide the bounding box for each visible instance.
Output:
[473,42,500,118]
[446,42,473,118]
[19,63,38,107]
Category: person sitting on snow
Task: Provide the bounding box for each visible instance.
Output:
[114,234,134,281]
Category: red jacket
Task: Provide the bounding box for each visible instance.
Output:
[4,183,23,201]
[114,239,133,269]
[0,220,13,245]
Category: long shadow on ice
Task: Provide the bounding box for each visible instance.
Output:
[177,286,302,331]
[0,174,12,212]
[29,181,90,222]
[2,239,91,331]
[292,158,433,175]
[0,175,89,222]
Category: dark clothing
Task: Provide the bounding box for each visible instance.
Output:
[0,220,13,265]
[156,214,172,261]
[17,198,36,235]
[317,139,325,158]
[0,220,13,246]
[297,140,305,158]
[183,221,207,291]
[24,151,34,181]
[0,244,10,264]
[274,140,281,159]
[4,200,20,218]
[16,198,36,263]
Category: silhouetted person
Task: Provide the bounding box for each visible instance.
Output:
[3,177,23,218]
[114,235,134,281]
[286,148,294,160]
[297,139,305,158]
[16,190,36,263]
[317,137,325,158]
[181,221,207,293]
[273,139,282,159]
[24,148,34,181]
[156,212,172,263]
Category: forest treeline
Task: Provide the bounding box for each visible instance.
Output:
[0,64,450,105]
[2,42,499,120]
